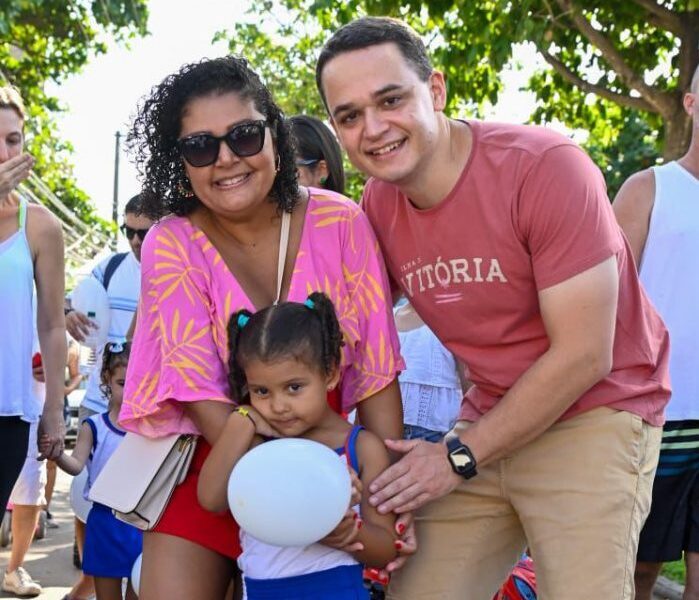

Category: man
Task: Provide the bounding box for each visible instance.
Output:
[614,65,699,600]
[66,193,151,417]
[316,17,670,599]
[64,193,151,600]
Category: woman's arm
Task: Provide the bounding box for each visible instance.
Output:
[183,400,236,447]
[52,421,93,476]
[356,379,403,448]
[32,206,67,459]
[198,411,257,512]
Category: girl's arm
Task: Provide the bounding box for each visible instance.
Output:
[322,430,397,568]
[63,342,83,396]
[197,410,257,513]
[52,421,93,476]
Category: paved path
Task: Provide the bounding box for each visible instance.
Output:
[1,469,77,599]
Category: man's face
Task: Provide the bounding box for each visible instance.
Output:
[122,212,154,262]
[320,42,446,188]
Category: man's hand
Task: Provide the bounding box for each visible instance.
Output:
[0,154,33,198]
[37,407,65,460]
[65,310,96,343]
[368,439,461,514]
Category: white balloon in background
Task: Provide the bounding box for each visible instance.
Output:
[70,276,111,349]
[69,469,93,524]
[131,553,142,596]
[228,438,351,547]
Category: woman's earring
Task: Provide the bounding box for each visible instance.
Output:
[319,176,327,186]
[178,178,195,198]
[275,154,281,173]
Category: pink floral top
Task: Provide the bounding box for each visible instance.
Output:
[120,189,404,437]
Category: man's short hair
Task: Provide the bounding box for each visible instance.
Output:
[124,194,144,216]
[316,17,433,108]
[691,65,699,95]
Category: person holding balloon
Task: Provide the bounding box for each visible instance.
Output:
[198,291,397,599]
[45,342,142,600]
[121,55,404,600]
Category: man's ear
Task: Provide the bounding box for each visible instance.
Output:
[429,70,448,112]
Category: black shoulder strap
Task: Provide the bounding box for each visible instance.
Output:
[102,252,128,291]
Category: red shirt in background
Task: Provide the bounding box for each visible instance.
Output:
[362,120,670,426]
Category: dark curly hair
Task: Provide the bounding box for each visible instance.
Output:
[99,341,131,402]
[226,292,344,404]
[128,56,299,220]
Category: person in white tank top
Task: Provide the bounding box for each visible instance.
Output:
[613,65,699,600]
[0,87,66,600]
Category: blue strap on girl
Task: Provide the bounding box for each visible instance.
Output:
[237,314,250,328]
[304,298,315,310]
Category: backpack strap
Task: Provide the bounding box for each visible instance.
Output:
[102,252,128,291]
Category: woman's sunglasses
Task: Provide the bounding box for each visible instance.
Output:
[177,120,268,168]
[120,225,151,241]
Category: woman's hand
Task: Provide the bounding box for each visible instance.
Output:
[348,466,362,506]
[37,407,65,460]
[0,154,33,198]
[320,508,363,553]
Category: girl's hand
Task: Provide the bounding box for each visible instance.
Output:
[241,406,281,439]
[319,508,364,553]
[0,154,33,198]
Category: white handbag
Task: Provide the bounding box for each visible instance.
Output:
[88,432,197,530]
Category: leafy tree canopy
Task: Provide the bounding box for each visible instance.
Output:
[223,0,698,198]
[1,0,148,257]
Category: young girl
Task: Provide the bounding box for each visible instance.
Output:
[198,292,397,599]
[45,342,142,600]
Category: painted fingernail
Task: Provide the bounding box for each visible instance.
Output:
[395,540,403,550]
[357,519,363,530]
[397,523,406,535]
[352,512,358,520]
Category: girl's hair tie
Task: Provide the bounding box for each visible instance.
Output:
[238,314,250,328]
[304,298,315,310]
[107,342,125,354]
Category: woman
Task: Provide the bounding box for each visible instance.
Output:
[0,86,66,523]
[290,114,345,194]
[121,56,403,600]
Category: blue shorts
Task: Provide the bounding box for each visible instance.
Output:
[403,424,445,443]
[244,564,368,599]
[82,503,143,578]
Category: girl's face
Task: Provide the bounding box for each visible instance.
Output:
[178,91,277,220]
[107,365,127,408]
[244,356,340,437]
[0,107,23,164]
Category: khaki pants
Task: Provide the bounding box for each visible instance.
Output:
[387,407,662,600]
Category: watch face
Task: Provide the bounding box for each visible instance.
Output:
[451,449,473,470]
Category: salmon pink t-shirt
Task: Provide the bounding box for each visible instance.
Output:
[121,189,403,437]
[362,121,670,426]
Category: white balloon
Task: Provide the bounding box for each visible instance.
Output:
[69,469,93,524]
[228,438,351,547]
[131,553,142,596]
[70,276,111,349]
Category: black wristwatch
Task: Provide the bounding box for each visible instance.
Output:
[446,437,478,480]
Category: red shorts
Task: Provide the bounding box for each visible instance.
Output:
[152,439,241,559]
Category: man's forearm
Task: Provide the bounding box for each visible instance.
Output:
[459,345,611,467]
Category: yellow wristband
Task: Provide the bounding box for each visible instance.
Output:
[234,406,255,427]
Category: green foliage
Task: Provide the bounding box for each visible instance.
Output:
[226,0,698,193]
[0,0,148,234]
[661,558,686,583]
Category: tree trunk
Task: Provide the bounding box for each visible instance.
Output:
[663,104,692,160]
